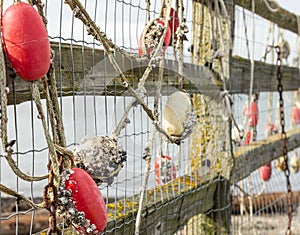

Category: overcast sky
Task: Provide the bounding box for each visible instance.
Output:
[277,0,300,14]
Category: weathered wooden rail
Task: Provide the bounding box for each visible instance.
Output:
[6,42,300,106]
[36,126,298,235]
[103,127,300,234]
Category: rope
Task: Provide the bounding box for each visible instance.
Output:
[0,184,44,209]
[2,150,48,181]
[64,0,180,144]
[246,0,256,227]
[176,0,185,90]
[135,2,170,231]
[31,82,60,180]
[145,0,151,22]
[297,16,300,77]
[0,0,7,150]
[0,0,48,211]
[262,0,280,13]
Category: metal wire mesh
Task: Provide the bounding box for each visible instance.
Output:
[0,0,299,235]
[231,6,300,234]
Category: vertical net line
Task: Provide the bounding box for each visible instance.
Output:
[59,0,64,112]
[82,0,88,136]
[129,0,133,50]
[29,98,36,235]
[12,79,20,235]
[136,0,142,45]
[70,13,77,144]
[92,0,98,136]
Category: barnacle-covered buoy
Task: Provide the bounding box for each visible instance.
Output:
[162,91,196,139]
[138,18,171,57]
[275,156,287,172]
[231,124,244,146]
[258,163,272,181]
[2,2,50,81]
[73,136,127,185]
[58,168,107,234]
[154,155,176,185]
[278,39,290,61]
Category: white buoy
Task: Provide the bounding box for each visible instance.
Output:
[231,124,244,146]
[162,91,195,139]
[290,152,300,174]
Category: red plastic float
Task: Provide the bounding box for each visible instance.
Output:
[265,123,275,137]
[138,18,171,57]
[2,2,50,81]
[243,101,259,127]
[59,168,107,234]
[292,106,300,125]
[168,8,179,43]
[242,131,252,145]
[154,155,176,185]
[258,163,272,181]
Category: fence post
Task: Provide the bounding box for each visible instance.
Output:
[191,0,234,233]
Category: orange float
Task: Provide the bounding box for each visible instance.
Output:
[2,2,50,81]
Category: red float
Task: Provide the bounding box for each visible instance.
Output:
[138,18,171,57]
[2,2,50,81]
[59,168,107,234]
[292,106,300,125]
[154,155,176,185]
[264,123,276,137]
[168,8,179,43]
[258,163,272,181]
[242,131,252,145]
[243,101,259,127]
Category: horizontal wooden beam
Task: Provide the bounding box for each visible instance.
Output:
[193,0,299,34]
[104,174,218,235]
[34,126,300,234]
[6,42,300,105]
[6,42,220,105]
[230,56,300,94]
[235,0,299,35]
[232,127,300,184]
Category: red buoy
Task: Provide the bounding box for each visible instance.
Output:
[258,163,272,181]
[265,123,276,137]
[2,2,50,81]
[168,8,179,43]
[292,106,300,125]
[154,155,176,185]
[59,168,107,234]
[243,101,259,127]
[242,131,252,145]
[138,18,171,57]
